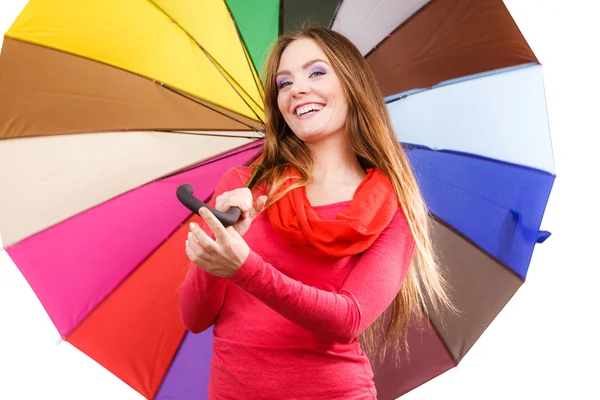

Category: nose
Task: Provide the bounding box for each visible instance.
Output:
[290,79,311,97]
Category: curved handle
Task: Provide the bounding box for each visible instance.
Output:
[176,184,241,227]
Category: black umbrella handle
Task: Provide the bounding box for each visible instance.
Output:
[176,184,241,227]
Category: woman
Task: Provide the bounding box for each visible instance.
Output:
[180,27,454,399]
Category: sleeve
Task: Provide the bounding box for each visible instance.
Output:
[227,210,415,343]
[179,166,254,333]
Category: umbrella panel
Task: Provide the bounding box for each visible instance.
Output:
[366,0,538,95]
[0,0,554,398]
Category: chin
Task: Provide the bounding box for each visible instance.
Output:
[290,124,332,139]
[294,130,328,143]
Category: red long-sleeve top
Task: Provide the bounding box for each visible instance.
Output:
[179,167,414,399]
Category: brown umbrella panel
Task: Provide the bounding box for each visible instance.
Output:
[372,219,527,399]
[364,0,538,96]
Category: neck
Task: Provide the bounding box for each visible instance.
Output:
[305,131,365,185]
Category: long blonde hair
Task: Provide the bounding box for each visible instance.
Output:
[249,27,456,365]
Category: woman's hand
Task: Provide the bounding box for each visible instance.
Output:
[215,188,267,236]
[185,208,250,278]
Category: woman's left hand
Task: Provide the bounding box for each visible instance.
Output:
[185,207,250,278]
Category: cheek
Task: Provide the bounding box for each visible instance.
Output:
[333,91,349,118]
[326,81,347,112]
[337,90,349,117]
[277,93,288,116]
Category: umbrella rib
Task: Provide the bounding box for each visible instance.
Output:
[159,83,265,132]
[243,44,265,104]
[157,130,264,140]
[327,0,345,29]
[424,312,460,365]
[429,213,528,281]
[201,48,266,121]
[156,141,264,181]
[278,0,284,35]
[147,1,265,123]
[56,143,265,341]
[401,142,555,176]
[223,1,266,103]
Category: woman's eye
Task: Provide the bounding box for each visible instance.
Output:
[310,71,325,78]
[278,80,291,89]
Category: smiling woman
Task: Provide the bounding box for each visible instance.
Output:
[179,27,456,400]
[275,46,349,146]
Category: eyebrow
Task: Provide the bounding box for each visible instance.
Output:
[275,58,329,77]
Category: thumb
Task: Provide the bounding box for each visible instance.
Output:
[250,195,268,218]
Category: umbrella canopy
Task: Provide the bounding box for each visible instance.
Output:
[0,0,554,399]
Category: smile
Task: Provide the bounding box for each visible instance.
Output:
[294,103,325,117]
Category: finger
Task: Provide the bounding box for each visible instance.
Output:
[186,239,209,265]
[217,198,249,213]
[249,195,268,219]
[198,208,229,242]
[238,188,253,210]
[185,240,200,262]
[244,193,253,210]
[189,222,219,253]
[216,190,253,212]
[187,232,207,255]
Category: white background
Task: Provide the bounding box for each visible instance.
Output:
[1,1,598,399]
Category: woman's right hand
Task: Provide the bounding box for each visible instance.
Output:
[214,188,268,236]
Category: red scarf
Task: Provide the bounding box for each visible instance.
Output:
[266,168,399,258]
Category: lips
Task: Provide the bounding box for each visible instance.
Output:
[293,102,325,117]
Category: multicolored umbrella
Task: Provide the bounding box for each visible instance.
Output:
[0,0,554,399]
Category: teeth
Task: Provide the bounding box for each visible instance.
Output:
[296,103,324,116]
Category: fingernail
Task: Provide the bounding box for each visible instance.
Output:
[199,208,207,216]
[190,222,198,230]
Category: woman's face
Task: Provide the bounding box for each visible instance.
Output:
[275,38,348,144]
